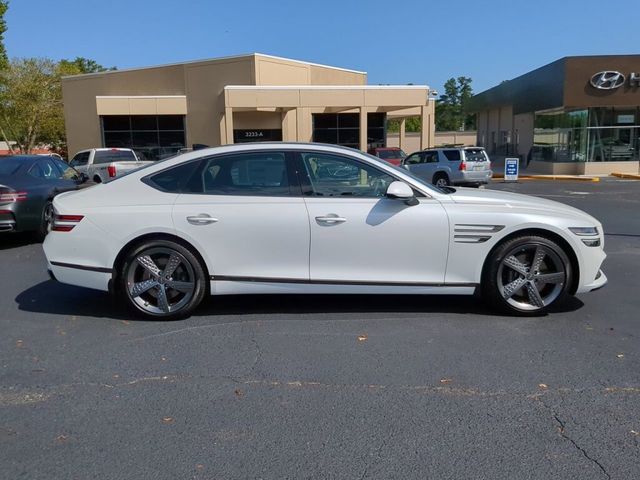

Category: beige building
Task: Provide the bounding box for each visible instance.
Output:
[388,130,477,153]
[62,53,435,160]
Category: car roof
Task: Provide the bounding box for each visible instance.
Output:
[74,148,135,154]
[426,146,485,151]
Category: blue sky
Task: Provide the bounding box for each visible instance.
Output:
[5,0,638,95]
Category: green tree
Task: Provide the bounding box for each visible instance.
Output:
[387,116,422,133]
[0,57,114,155]
[435,76,475,131]
[0,58,60,153]
[58,56,116,74]
[0,1,8,71]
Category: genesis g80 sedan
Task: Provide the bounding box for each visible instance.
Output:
[43,143,607,319]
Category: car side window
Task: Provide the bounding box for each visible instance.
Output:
[299,152,395,198]
[70,152,89,167]
[443,150,462,161]
[185,152,291,196]
[404,153,423,165]
[53,158,80,181]
[424,151,439,163]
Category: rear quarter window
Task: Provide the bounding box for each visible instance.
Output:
[443,150,462,161]
[145,161,201,192]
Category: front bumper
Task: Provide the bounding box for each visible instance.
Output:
[580,269,607,293]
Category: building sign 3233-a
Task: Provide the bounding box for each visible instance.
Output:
[590,70,640,90]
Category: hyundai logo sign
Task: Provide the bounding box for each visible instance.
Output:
[590,71,626,90]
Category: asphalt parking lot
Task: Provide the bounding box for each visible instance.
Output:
[1,178,639,479]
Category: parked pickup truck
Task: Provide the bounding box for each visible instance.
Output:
[69,148,153,183]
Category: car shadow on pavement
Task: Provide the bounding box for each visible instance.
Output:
[16,281,585,321]
[0,233,40,250]
[16,281,132,320]
[195,293,585,317]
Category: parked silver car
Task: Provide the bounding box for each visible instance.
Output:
[402,147,492,187]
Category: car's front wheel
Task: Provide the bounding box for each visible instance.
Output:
[119,240,207,320]
[482,235,572,315]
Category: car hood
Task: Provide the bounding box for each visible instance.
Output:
[448,187,599,224]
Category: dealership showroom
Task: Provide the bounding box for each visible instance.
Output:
[470,54,640,175]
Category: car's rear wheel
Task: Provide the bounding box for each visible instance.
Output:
[482,235,572,315]
[35,201,54,241]
[119,240,207,320]
[433,173,450,188]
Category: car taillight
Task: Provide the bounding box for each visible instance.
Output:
[0,190,27,204]
[52,214,84,232]
[107,164,117,178]
[459,162,467,171]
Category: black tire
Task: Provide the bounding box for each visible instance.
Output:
[118,239,207,320]
[481,235,572,316]
[93,176,102,183]
[432,173,450,188]
[35,201,54,242]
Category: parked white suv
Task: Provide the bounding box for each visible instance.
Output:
[403,147,492,188]
[69,148,153,183]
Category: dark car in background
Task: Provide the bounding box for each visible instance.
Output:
[0,155,89,239]
[367,147,407,166]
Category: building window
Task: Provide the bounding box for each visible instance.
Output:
[101,115,186,161]
[312,113,387,150]
[532,108,639,163]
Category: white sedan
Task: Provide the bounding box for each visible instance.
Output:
[43,143,607,319]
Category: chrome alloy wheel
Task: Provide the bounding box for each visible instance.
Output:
[125,247,196,316]
[496,244,566,312]
[43,203,54,233]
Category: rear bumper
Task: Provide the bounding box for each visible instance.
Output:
[47,260,112,291]
[455,170,493,185]
[0,210,16,232]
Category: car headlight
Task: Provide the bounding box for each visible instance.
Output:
[569,227,599,236]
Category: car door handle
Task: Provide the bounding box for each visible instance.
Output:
[315,215,347,225]
[186,214,218,225]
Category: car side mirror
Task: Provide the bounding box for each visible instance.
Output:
[386,181,418,206]
[78,173,89,183]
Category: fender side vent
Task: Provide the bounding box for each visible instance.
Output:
[454,235,491,243]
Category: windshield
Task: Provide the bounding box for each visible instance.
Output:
[0,157,25,176]
[464,148,488,162]
[377,149,406,159]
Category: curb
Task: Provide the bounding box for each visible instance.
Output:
[611,172,640,180]
[492,174,600,182]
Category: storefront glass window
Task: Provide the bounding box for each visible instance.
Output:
[312,113,386,150]
[532,108,639,162]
